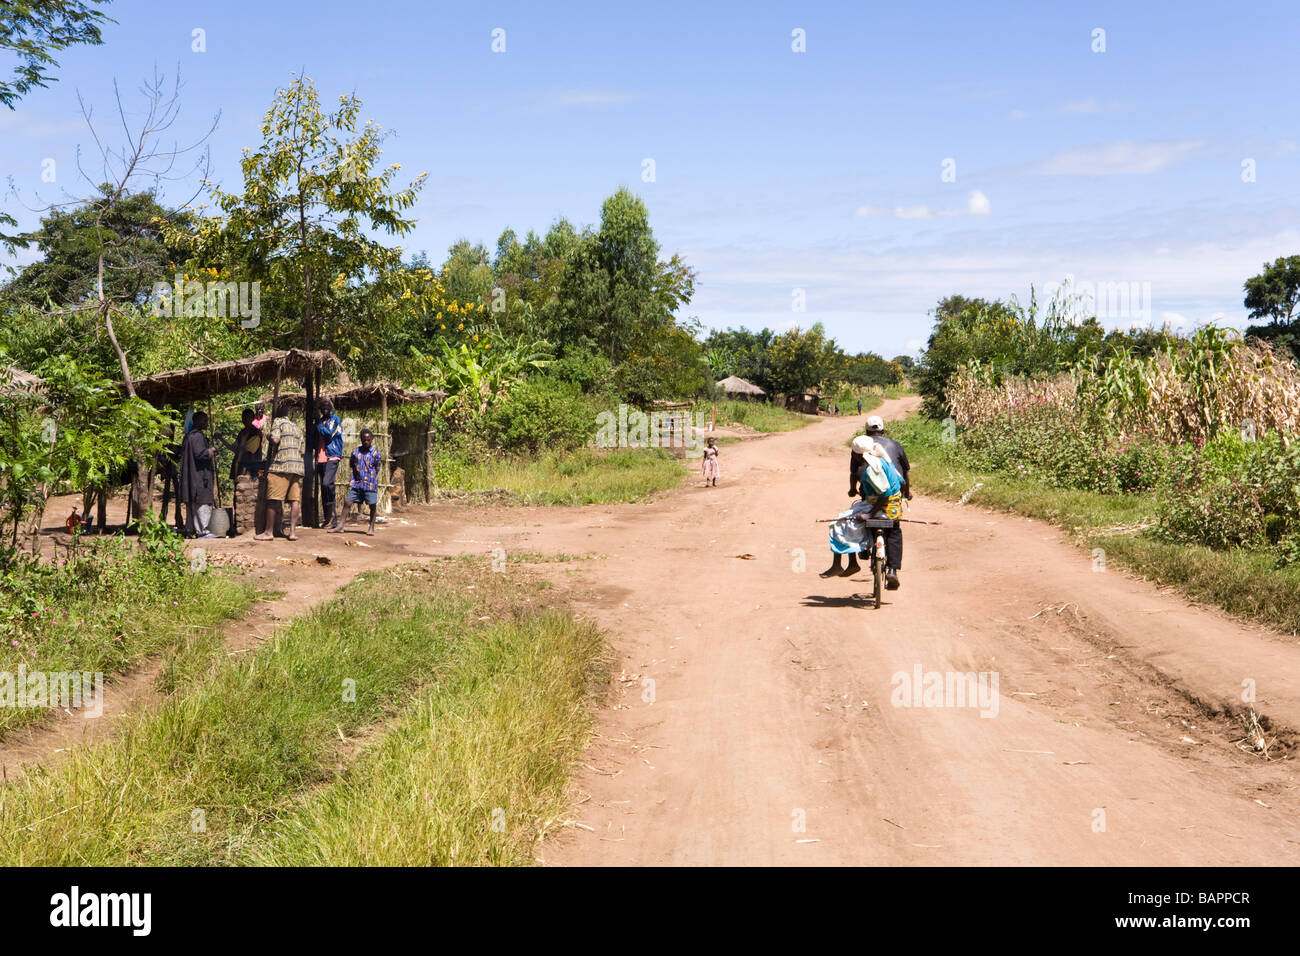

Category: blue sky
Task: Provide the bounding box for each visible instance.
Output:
[2,0,1297,358]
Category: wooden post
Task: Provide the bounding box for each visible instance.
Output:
[260,367,281,536]
[379,389,390,514]
[303,369,317,527]
[423,401,435,502]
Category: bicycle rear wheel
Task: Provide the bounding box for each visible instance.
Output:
[872,555,883,608]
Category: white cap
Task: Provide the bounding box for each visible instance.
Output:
[865,415,885,432]
[852,436,881,456]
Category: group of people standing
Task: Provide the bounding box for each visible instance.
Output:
[173,398,385,540]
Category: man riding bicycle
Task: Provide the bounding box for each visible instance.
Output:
[822,436,904,582]
[846,415,910,589]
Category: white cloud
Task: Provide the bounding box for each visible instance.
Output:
[0,109,84,138]
[1058,97,1128,115]
[859,191,989,219]
[966,190,991,216]
[1009,109,1029,121]
[534,89,642,110]
[895,205,933,220]
[1035,139,1203,175]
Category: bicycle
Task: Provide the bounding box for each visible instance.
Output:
[855,516,898,609]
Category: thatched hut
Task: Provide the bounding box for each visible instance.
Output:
[716,375,767,402]
[256,381,450,507]
[782,391,820,415]
[129,349,341,405]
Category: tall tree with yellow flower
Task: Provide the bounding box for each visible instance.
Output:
[174,74,445,522]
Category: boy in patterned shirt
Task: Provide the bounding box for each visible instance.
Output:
[328,428,381,535]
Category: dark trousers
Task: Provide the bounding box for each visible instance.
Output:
[883,525,903,570]
[317,458,340,522]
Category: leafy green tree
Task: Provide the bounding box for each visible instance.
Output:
[2,188,192,309]
[0,351,167,556]
[843,351,903,388]
[1244,256,1300,362]
[702,327,777,393]
[767,323,838,396]
[438,239,494,313]
[177,73,439,377]
[0,0,112,109]
[553,188,694,363]
[1244,256,1300,326]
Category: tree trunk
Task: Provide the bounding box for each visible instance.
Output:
[101,295,153,529]
[304,372,317,527]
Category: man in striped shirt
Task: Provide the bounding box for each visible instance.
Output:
[255,400,306,541]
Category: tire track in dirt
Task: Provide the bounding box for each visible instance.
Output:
[504,398,1300,865]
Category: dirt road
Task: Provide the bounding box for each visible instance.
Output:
[10,399,1299,864]
[479,397,1298,866]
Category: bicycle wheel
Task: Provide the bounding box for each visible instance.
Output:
[872,555,883,608]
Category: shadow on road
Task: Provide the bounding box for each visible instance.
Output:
[800,593,886,609]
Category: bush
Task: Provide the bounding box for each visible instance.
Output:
[474,377,594,455]
[958,404,1102,489]
[1155,433,1300,559]
[548,346,612,394]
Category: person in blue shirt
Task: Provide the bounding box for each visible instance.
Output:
[315,398,344,528]
[327,428,381,535]
[822,438,904,582]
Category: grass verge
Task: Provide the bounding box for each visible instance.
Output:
[0,557,608,866]
[0,538,258,737]
[894,416,1300,634]
[706,399,814,433]
[433,446,685,505]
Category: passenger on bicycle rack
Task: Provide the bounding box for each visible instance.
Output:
[821,436,904,581]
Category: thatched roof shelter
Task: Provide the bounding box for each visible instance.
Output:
[129,349,341,405]
[257,381,448,413]
[716,375,766,398]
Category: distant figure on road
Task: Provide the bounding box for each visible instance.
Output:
[857,399,862,415]
[702,436,720,487]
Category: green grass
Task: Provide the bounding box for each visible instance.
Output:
[895,416,1300,634]
[705,399,814,433]
[0,539,258,737]
[0,558,608,866]
[827,384,913,413]
[433,446,686,505]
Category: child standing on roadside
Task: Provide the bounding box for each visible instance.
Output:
[328,428,382,535]
[702,436,720,487]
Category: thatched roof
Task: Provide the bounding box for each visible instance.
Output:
[258,381,448,414]
[130,349,341,405]
[1,365,44,394]
[716,375,766,396]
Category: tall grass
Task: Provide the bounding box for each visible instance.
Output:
[896,416,1300,634]
[252,612,605,865]
[0,537,258,737]
[706,398,812,432]
[0,559,606,865]
[432,446,685,504]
